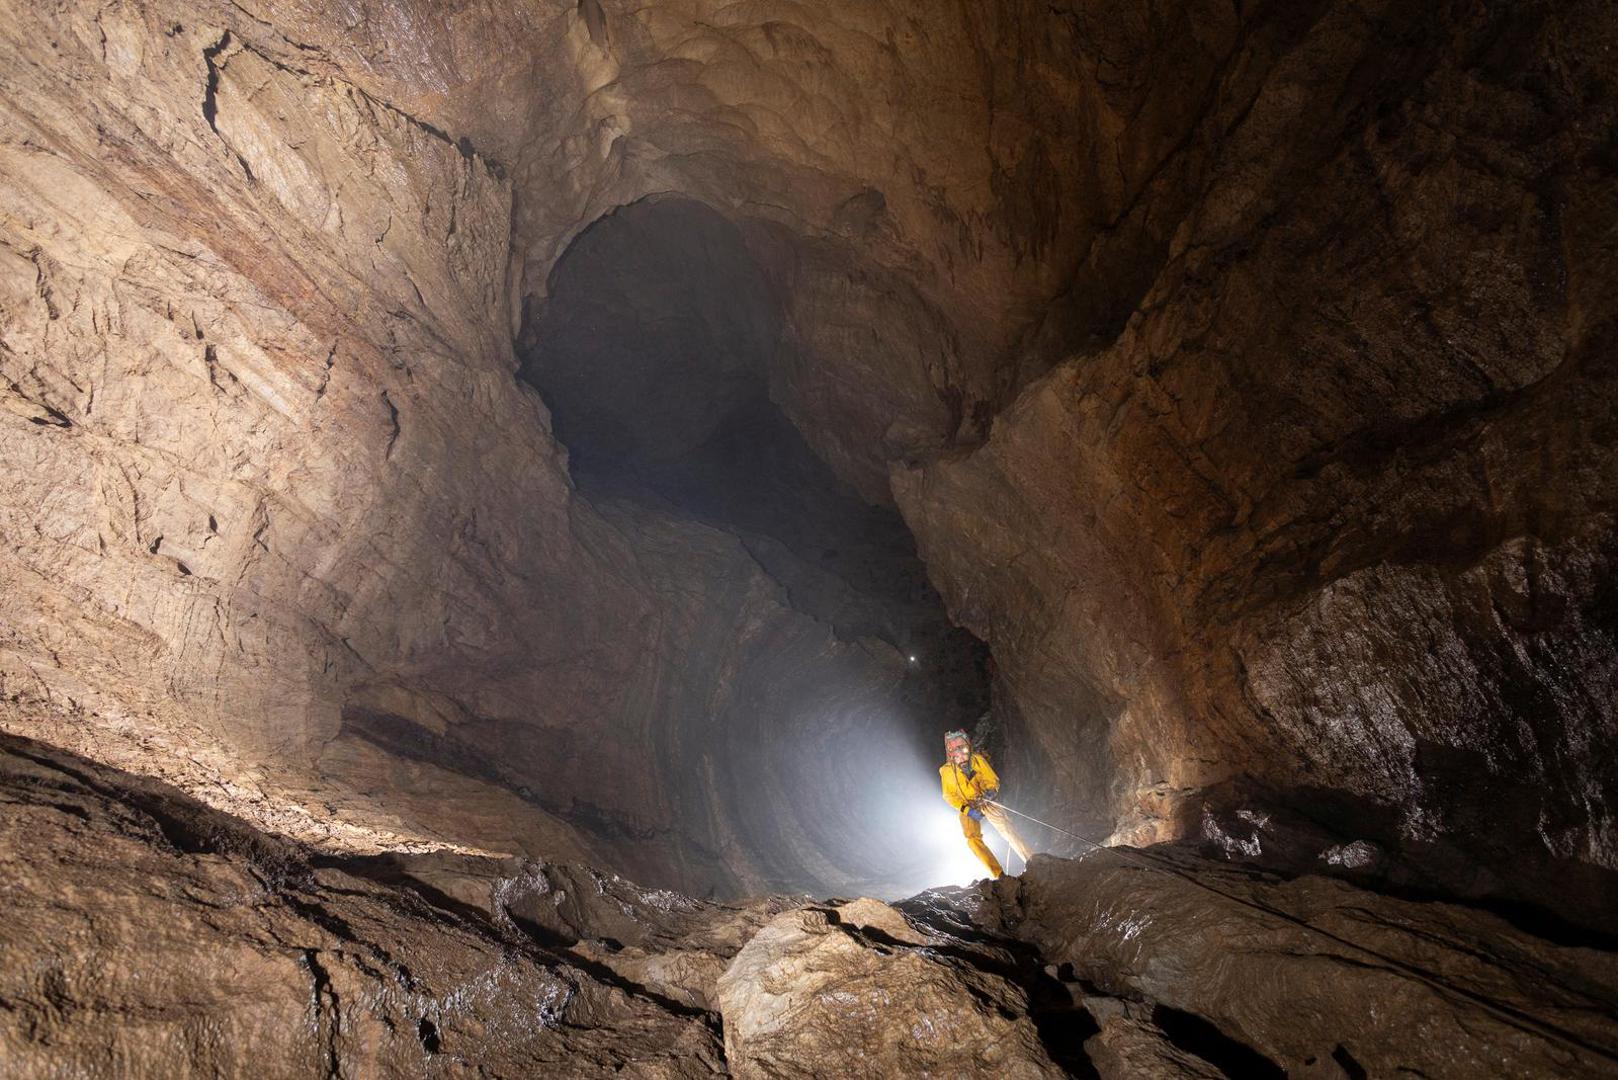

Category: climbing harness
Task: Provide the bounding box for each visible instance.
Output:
[981,799,1618,1068]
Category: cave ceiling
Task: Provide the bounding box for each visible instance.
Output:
[0,0,1613,913]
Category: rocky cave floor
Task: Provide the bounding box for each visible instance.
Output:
[6,729,1617,1079]
[4,0,1618,1075]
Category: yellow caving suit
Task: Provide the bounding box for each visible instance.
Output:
[940,752,1032,878]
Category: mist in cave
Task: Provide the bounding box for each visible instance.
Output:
[2,1,1617,1076]
[517,195,996,895]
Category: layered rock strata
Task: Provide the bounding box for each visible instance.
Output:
[0,733,728,1077]
[8,734,1617,1078]
[0,0,1006,898]
[892,0,1618,879]
[1,0,1615,914]
[995,849,1618,1079]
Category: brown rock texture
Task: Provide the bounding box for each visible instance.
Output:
[5,0,1614,909]
[995,849,1618,1079]
[0,733,728,1077]
[1078,1004,1226,1080]
[0,0,1014,899]
[717,897,1063,1078]
[891,0,1618,883]
[3,0,1618,1073]
[7,731,1618,1077]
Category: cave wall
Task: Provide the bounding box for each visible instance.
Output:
[1,0,1615,902]
[0,0,553,858]
[895,0,1618,876]
[0,0,985,897]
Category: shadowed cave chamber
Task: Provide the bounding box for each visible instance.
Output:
[3,1,1618,1074]
[517,196,993,897]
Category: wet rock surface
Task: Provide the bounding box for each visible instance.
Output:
[0,733,729,1077]
[1192,783,1618,935]
[892,0,1618,884]
[2,0,1615,912]
[994,849,1618,1079]
[3,0,1618,1074]
[1077,1004,1226,1080]
[718,896,1064,1078]
[7,732,1618,1078]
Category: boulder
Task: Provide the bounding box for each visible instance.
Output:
[718,897,1063,1078]
[1004,849,1618,1079]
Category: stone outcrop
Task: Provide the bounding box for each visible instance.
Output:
[0,733,728,1077]
[2,0,1615,913]
[10,732,1617,1077]
[990,849,1618,1079]
[717,897,1062,1078]
[1077,1001,1227,1080]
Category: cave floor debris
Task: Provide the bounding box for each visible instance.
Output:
[4,732,1616,1079]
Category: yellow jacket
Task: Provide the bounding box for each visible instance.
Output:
[940,753,1001,811]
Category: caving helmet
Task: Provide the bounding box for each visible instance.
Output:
[944,729,971,766]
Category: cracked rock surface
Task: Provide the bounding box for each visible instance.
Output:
[890,0,1618,890]
[0,0,991,899]
[3,0,1616,913]
[0,733,728,1078]
[3,0,1618,1073]
[989,849,1618,1079]
[717,897,1063,1078]
[8,733,1618,1078]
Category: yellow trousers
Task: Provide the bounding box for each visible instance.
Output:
[961,804,1032,878]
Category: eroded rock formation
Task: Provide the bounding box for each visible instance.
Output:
[0,734,729,1076]
[2,0,1618,1072]
[5,0,1615,905]
[717,897,1063,1078]
[0,0,1007,899]
[997,850,1618,1078]
[891,0,1618,887]
[5,0,1615,912]
[8,733,1617,1077]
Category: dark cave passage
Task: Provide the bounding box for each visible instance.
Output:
[518,196,977,666]
[7,1,1618,1074]
[516,195,992,894]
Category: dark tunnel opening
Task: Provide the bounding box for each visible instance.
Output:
[518,199,971,659]
[515,195,994,893]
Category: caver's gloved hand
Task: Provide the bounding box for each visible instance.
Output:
[967,805,984,821]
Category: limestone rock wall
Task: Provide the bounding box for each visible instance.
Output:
[8,733,1617,1078]
[0,0,972,897]
[2,0,1615,904]
[893,0,1618,877]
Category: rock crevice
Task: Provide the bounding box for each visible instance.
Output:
[7,733,1617,1078]
[2,0,1617,1071]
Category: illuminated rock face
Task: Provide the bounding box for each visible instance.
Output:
[8,734,1615,1078]
[890,0,1618,904]
[1,0,1615,931]
[0,0,1001,899]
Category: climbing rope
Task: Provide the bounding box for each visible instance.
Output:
[982,799,1618,1067]
[983,799,1104,851]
